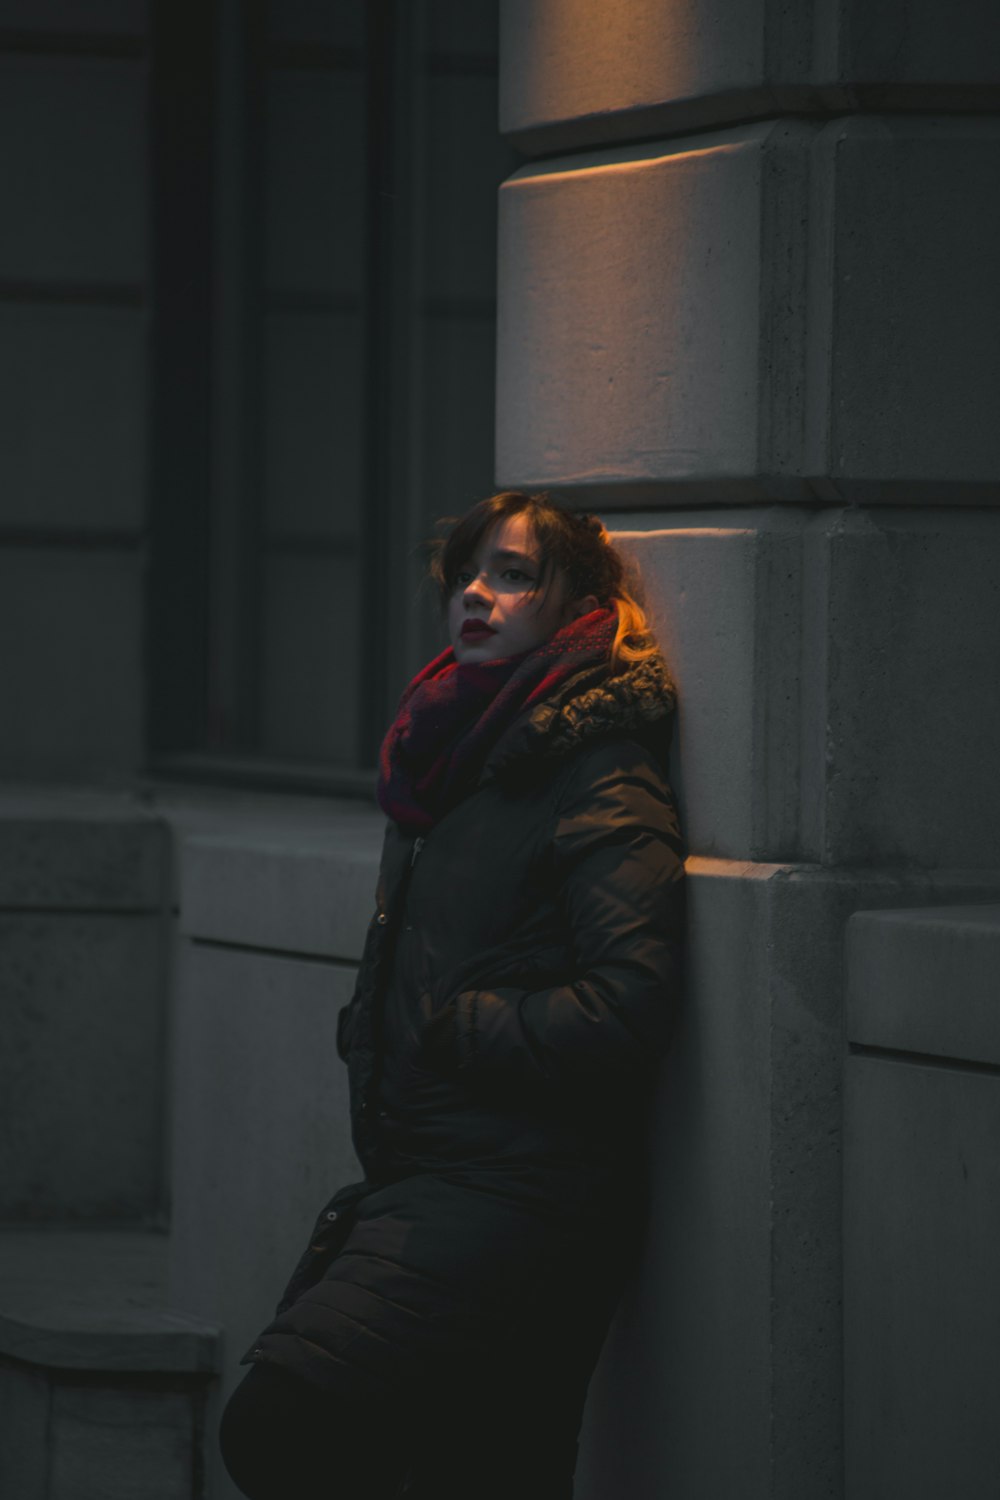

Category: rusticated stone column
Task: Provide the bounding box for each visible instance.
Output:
[495,3,1000,1496]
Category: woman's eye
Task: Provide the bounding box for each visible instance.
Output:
[503,568,532,583]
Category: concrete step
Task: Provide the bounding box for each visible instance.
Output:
[0,1229,222,1500]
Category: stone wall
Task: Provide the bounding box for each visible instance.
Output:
[495,3,1000,1496]
[0,2,150,781]
[0,788,168,1225]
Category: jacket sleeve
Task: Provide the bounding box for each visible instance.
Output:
[335,999,355,1062]
[451,746,685,1091]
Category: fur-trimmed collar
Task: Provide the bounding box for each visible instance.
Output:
[482,646,676,778]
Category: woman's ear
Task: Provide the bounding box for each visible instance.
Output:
[566,593,599,621]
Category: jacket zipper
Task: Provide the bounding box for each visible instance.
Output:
[410,835,425,867]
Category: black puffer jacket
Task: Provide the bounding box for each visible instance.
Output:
[243,649,684,1401]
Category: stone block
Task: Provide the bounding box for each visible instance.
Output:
[49,1385,197,1500]
[497,119,1000,504]
[611,520,800,859]
[576,858,1000,1500]
[0,550,143,779]
[810,118,1000,500]
[838,0,1000,99]
[579,860,774,1500]
[142,782,372,910]
[167,942,360,1382]
[264,67,364,297]
[0,914,164,1221]
[608,506,1000,868]
[0,788,165,909]
[263,309,364,541]
[0,305,146,531]
[500,0,1000,152]
[846,905,1000,1066]
[0,58,145,284]
[178,805,383,963]
[0,1359,49,1500]
[497,124,802,500]
[501,0,774,149]
[844,1055,1000,1499]
[821,509,1000,866]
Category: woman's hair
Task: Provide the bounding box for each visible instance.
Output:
[426,490,658,668]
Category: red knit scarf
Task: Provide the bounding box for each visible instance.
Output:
[376,603,619,834]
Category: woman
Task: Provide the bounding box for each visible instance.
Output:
[220,491,685,1500]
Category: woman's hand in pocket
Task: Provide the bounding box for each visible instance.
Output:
[417,992,461,1075]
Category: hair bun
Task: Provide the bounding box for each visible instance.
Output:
[580,512,608,539]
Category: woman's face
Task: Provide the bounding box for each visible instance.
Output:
[447,513,596,664]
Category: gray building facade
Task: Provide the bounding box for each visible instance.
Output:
[2,2,999,1497]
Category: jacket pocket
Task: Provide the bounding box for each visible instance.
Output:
[436,943,573,1004]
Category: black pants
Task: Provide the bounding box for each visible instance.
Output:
[220,1332,598,1500]
[220,1178,639,1500]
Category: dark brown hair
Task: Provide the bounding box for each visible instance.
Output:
[426,491,658,667]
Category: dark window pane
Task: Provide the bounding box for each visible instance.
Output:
[260,552,361,762]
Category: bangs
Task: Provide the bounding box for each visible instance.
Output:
[435,494,558,608]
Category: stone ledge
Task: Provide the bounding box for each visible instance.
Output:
[846,903,1000,1066]
[0,1231,221,1375]
[0,780,386,921]
[0,786,165,911]
[178,805,385,961]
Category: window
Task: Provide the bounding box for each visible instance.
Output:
[148,0,514,792]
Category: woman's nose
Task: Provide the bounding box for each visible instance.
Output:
[463,573,492,604]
